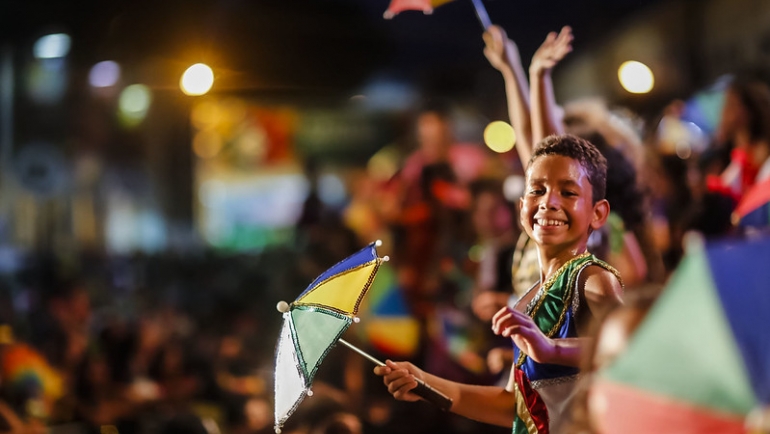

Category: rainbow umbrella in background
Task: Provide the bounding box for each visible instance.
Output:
[593,235,770,433]
[384,0,492,29]
[0,343,64,418]
[732,177,770,229]
[358,264,421,358]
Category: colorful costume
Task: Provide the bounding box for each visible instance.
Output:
[511,252,622,434]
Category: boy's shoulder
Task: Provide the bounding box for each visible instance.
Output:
[578,262,623,301]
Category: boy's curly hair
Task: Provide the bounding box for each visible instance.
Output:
[528,134,608,203]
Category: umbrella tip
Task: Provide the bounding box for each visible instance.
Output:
[382,256,390,262]
[276,301,290,313]
[375,239,382,247]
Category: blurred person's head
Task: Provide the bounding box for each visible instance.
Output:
[416,101,454,164]
[717,78,770,158]
[46,278,91,329]
[582,132,645,232]
[469,178,516,241]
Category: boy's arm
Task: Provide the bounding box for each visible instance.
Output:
[374,360,516,427]
[529,26,573,144]
[490,266,623,368]
[581,264,624,323]
[483,25,533,163]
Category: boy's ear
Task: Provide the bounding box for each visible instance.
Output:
[590,199,610,231]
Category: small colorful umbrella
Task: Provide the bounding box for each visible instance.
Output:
[592,235,770,433]
[384,0,492,29]
[273,241,452,433]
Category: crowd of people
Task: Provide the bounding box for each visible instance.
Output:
[0,21,768,434]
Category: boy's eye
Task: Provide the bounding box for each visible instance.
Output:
[528,188,545,195]
[563,191,577,197]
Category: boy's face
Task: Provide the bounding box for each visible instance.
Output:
[520,155,608,253]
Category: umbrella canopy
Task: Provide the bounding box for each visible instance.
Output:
[592,235,770,433]
[274,241,385,433]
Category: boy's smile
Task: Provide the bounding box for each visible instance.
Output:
[520,155,607,255]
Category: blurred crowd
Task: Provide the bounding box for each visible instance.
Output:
[1,21,769,434]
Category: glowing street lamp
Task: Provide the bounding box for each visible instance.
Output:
[180,63,214,96]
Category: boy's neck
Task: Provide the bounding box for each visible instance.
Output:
[537,244,589,283]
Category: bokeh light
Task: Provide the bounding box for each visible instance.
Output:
[33,33,71,59]
[318,173,347,207]
[618,61,654,94]
[193,129,224,159]
[483,121,516,153]
[88,61,121,88]
[180,63,214,96]
[118,84,152,126]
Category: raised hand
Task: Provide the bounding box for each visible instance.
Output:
[483,25,523,74]
[491,306,555,364]
[530,26,573,75]
[373,360,425,402]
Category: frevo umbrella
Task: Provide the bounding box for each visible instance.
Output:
[592,235,770,433]
[273,241,452,433]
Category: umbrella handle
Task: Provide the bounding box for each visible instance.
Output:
[338,339,453,411]
[413,379,453,411]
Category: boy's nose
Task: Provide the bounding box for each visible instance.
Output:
[540,191,560,209]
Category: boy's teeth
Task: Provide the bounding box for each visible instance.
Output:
[537,219,564,226]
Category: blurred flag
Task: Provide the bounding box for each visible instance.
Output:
[593,236,770,433]
[383,0,454,18]
[358,264,421,358]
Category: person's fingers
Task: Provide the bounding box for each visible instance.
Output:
[373,365,391,376]
[491,305,512,325]
[492,310,514,334]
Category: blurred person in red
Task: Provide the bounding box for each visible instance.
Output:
[380,101,487,319]
[709,78,770,202]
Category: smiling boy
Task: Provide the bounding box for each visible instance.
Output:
[375,135,624,433]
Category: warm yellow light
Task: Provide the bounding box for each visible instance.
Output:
[180,63,214,96]
[618,61,654,94]
[483,121,516,153]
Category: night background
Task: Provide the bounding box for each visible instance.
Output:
[0,0,768,433]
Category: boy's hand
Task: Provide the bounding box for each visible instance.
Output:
[530,26,573,76]
[374,360,424,402]
[483,25,522,73]
[491,307,555,364]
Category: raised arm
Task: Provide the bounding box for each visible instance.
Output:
[529,26,573,143]
[483,25,533,163]
[374,360,516,427]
